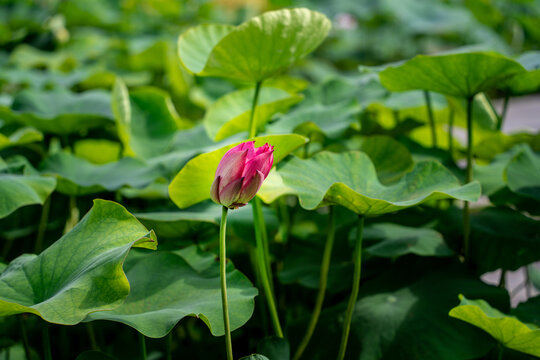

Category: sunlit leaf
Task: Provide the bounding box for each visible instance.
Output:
[178,8,331,82]
[379,52,526,98]
[0,200,157,324]
[0,173,56,219]
[279,151,480,215]
[449,295,540,357]
[85,247,257,337]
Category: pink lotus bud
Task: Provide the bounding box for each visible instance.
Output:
[210,141,274,209]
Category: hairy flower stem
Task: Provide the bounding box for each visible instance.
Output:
[448,108,454,160]
[338,215,365,360]
[18,315,31,360]
[139,332,147,360]
[35,195,51,253]
[248,81,263,139]
[253,198,283,337]
[463,96,474,261]
[293,207,336,360]
[247,79,284,337]
[220,207,234,360]
[424,90,438,148]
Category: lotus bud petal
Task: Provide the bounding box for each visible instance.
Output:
[210,142,274,209]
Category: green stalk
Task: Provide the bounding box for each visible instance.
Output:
[253,199,283,338]
[448,108,454,159]
[247,79,283,337]
[248,81,263,139]
[139,333,147,360]
[18,316,31,360]
[497,94,510,131]
[497,344,504,360]
[43,323,52,360]
[220,207,234,360]
[293,207,336,360]
[86,323,99,350]
[166,331,172,360]
[463,96,474,260]
[35,195,51,253]
[63,196,80,234]
[337,215,365,360]
[424,90,438,148]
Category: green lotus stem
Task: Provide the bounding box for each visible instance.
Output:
[63,196,80,234]
[499,270,506,289]
[424,91,438,148]
[497,94,510,131]
[338,215,365,360]
[139,332,147,360]
[166,331,172,360]
[293,206,336,360]
[463,95,474,260]
[246,78,283,337]
[35,195,51,253]
[498,344,504,360]
[219,206,234,360]
[248,81,263,139]
[253,198,283,338]
[448,108,454,159]
[18,316,31,360]
[43,323,52,360]
[86,323,99,350]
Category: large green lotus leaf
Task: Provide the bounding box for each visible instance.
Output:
[178,8,331,82]
[279,151,480,215]
[112,79,181,159]
[345,263,508,360]
[85,247,257,337]
[468,207,540,274]
[266,99,360,139]
[168,134,307,208]
[379,52,526,98]
[506,145,540,202]
[177,24,235,75]
[0,89,113,134]
[502,51,540,95]
[41,151,162,196]
[204,86,302,141]
[0,200,157,324]
[259,136,416,203]
[358,136,414,185]
[0,174,56,219]
[364,223,453,257]
[449,295,540,357]
[0,127,43,151]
